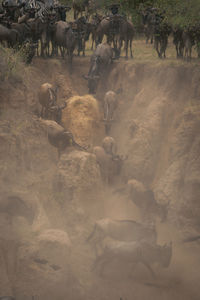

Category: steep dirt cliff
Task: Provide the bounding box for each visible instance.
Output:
[0,57,200,300]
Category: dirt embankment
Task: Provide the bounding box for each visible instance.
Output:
[0,57,200,300]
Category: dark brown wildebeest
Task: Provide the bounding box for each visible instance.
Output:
[173,26,184,58]
[70,16,88,56]
[194,24,200,58]
[182,27,195,61]
[102,136,117,156]
[87,218,157,256]
[118,19,135,59]
[95,15,121,55]
[103,88,122,133]
[52,20,76,70]
[103,91,118,134]
[84,42,113,94]
[93,144,126,184]
[72,0,88,20]
[96,16,134,59]
[87,13,103,50]
[41,119,87,157]
[38,82,66,123]
[93,239,172,278]
[154,22,171,58]
[38,83,57,119]
[0,23,18,46]
[141,8,156,44]
[95,17,110,45]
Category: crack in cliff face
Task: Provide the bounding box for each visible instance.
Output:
[0,58,200,299]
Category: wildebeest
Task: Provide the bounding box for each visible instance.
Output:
[141,8,156,44]
[154,21,171,58]
[38,82,57,119]
[93,238,172,277]
[87,218,157,256]
[102,136,117,156]
[38,82,67,123]
[87,13,102,50]
[182,28,195,61]
[118,19,135,59]
[84,42,113,94]
[0,23,18,47]
[103,91,118,133]
[52,20,76,70]
[93,145,126,184]
[93,145,111,183]
[173,26,184,58]
[70,16,88,56]
[40,119,87,157]
[72,0,88,20]
[95,15,122,56]
[95,17,110,45]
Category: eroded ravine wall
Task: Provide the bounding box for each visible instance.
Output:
[0,58,200,299]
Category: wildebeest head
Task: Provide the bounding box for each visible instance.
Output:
[2,0,17,7]
[83,55,101,94]
[88,55,101,94]
[160,242,172,268]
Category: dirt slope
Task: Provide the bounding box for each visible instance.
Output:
[0,57,200,299]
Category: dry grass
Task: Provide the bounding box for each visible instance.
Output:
[0,45,23,81]
[83,35,200,67]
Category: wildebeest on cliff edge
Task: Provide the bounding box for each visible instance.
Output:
[83,42,114,94]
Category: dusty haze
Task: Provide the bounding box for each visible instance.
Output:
[0,57,200,300]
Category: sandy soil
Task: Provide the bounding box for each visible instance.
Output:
[0,55,200,300]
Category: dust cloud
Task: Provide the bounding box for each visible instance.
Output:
[0,57,200,300]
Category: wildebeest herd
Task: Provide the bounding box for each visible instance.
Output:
[1,0,200,66]
[38,82,173,281]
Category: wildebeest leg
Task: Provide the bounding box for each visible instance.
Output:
[68,49,73,73]
[175,44,179,58]
[82,39,85,56]
[155,39,161,58]
[91,32,95,50]
[41,29,48,57]
[125,38,128,59]
[59,46,65,58]
[130,38,133,58]
[74,9,77,20]
[118,38,123,57]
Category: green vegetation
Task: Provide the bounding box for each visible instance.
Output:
[64,0,200,29]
